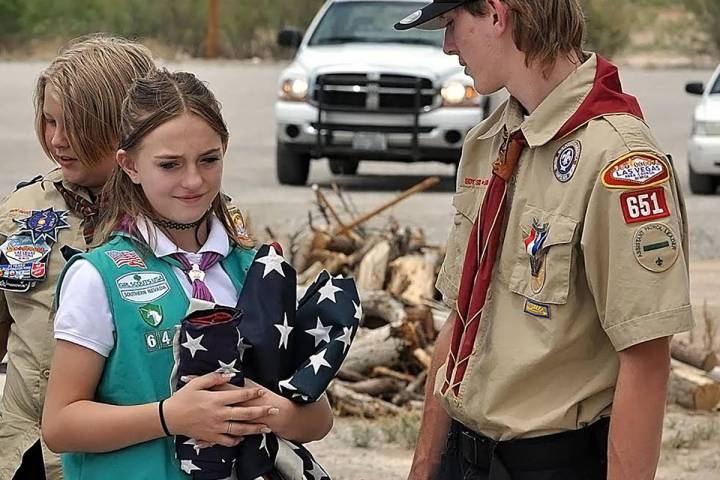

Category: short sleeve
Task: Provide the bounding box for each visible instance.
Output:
[54,259,115,356]
[581,151,693,351]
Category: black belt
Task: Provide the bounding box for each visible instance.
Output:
[452,417,609,477]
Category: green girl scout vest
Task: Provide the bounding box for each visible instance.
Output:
[56,233,255,480]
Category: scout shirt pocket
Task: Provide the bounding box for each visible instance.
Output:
[508,205,578,305]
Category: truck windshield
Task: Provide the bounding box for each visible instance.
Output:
[309,1,444,47]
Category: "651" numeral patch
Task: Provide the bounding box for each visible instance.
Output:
[620,187,670,224]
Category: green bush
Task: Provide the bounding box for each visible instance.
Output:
[683,0,720,53]
[582,0,633,57]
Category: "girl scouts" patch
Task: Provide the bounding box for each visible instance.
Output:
[601,152,670,189]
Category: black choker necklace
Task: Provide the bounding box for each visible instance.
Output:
[155,216,206,230]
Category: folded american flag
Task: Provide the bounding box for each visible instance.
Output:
[173,243,361,479]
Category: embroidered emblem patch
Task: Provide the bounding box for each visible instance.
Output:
[116,272,170,303]
[230,211,251,241]
[523,219,549,293]
[0,236,50,264]
[144,328,174,352]
[620,187,670,224]
[524,299,551,318]
[13,207,70,243]
[553,140,581,183]
[106,250,147,269]
[464,177,490,187]
[601,152,670,189]
[139,303,163,327]
[633,222,679,272]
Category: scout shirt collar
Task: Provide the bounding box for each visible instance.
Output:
[46,168,96,204]
[477,54,644,147]
[135,214,230,259]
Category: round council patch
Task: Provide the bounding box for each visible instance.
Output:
[553,140,581,183]
[632,222,679,273]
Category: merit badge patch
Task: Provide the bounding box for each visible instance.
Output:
[105,250,146,269]
[524,298,551,319]
[116,272,170,303]
[13,207,70,243]
[601,152,670,189]
[139,303,163,327]
[633,222,679,272]
[523,219,549,293]
[620,187,670,224]
[553,140,581,183]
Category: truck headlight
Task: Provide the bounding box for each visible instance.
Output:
[441,81,479,107]
[694,120,720,136]
[279,76,309,101]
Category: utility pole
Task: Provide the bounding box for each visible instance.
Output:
[206,0,219,58]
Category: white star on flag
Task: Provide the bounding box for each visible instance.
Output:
[317,278,342,304]
[180,459,201,474]
[183,438,202,456]
[236,328,252,361]
[307,460,328,480]
[337,326,353,353]
[259,433,270,456]
[215,359,241,375]
[274,313,293,349]
[353,300,362,322]
[255,245,286,278]
[181,332,207,358]
[307,349,332,374]
[278,378,297,392]
[305,317,332,347]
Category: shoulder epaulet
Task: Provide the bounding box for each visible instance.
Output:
[14,175,43,192]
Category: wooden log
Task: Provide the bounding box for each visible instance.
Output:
[343,324,409,374]
[356,241,391,291]
[336,367,367,382]
[328,381,403,417]
[668,359,720,411]
[387,254,437,305]
[413,348,432,370]
[372,366,417,383]
[360,290,407,326]
[671,338,718,372]
[343,377,405,396]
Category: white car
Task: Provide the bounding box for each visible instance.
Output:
[686,64,720,194]
[274,0,489,185]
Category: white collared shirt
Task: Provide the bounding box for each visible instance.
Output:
[54,215,239,357]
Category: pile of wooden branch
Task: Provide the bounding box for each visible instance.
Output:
[267,177,449,417]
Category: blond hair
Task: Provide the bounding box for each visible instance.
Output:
[34,34,155,168]
[465,0,585,71]
[96,69,254,249]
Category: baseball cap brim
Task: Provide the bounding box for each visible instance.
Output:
[394,1,465,31]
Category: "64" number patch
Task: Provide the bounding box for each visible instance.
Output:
[620,187,670,224]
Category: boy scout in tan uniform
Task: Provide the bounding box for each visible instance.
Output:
[0,35,154,480]
[396,1,692,479]
[0,171,93,480]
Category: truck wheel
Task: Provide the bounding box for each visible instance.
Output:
[328,158,359,175]
[276,143,310,185]
[689,164,717,195]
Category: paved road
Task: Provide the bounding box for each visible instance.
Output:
[1,60,716,257]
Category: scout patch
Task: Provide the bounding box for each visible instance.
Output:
[0,278,31,292]
[464,177,490,187]
[139,303,164,327]
[601,152,670,189]
[230,211,252,241]
[523,219,549,293]
[633,222,679,272]
[524,298,551,318]
[620,187,670,224]
[116,271,171,303]
[553,140,581,183]
[13,207,70,243]
[0,235,50,264]
[106,250,147,269]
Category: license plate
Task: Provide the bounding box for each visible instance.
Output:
[352,132,387,151]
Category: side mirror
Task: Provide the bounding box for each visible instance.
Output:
[278,28,304,49]
[685,82,705,95]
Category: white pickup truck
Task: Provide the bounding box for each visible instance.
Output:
[274,0,489,185]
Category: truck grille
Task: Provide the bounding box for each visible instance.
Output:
[313,73,436,112]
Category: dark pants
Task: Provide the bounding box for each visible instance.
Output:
[12,441,46,480]
[437,419,609,480]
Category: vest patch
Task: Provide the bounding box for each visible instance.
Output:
[106,250,147,269]
[601,152,670,189]
[116,271,171,303]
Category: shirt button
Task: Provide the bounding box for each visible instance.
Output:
[42,369,50,379]
[453,214,463,226]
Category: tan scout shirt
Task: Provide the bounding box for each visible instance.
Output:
[435,54,693,440]
[0,168,89,480]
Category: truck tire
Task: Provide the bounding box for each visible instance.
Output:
[689,164,717,195]
[276,143,310,185]
[328,158,359,175]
